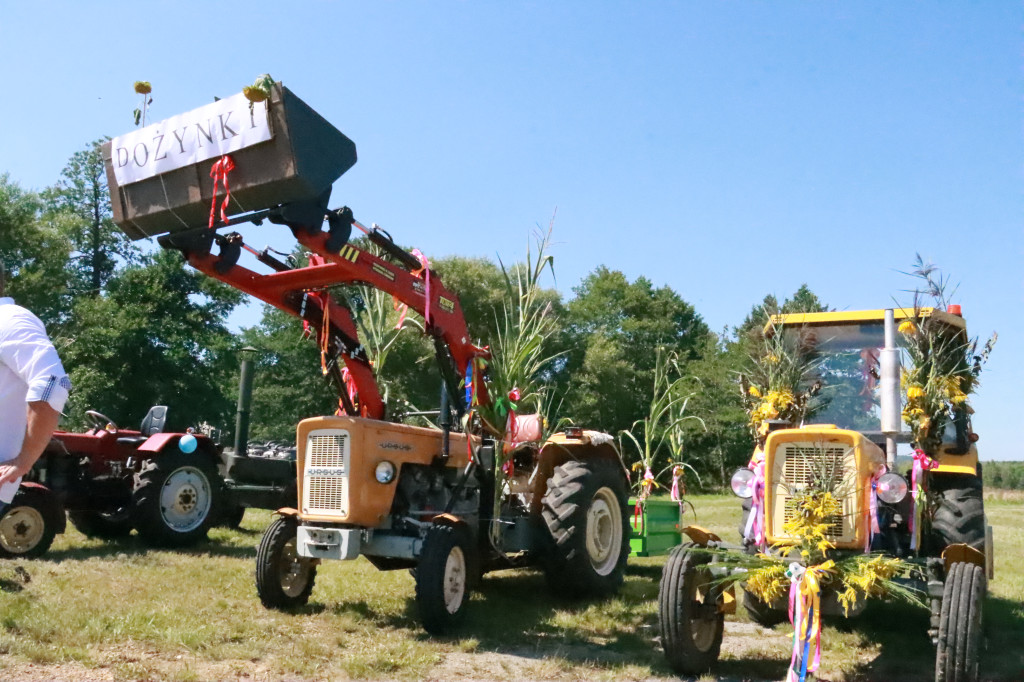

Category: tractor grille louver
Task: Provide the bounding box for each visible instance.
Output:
[303,430,349,517]
[775,442,856,543]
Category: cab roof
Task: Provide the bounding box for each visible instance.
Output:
[766,307,967,333]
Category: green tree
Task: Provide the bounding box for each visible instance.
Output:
[45,139,138,296]
[559,266,711,437]
[61,250,242,431]
[0,174,71,322]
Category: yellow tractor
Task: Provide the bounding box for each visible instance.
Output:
[659,307,991,682]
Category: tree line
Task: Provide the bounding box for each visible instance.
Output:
[1,140,830,488]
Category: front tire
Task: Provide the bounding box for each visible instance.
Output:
[936,561,985,682]
[255,516,317,609]
[659,542,724,676]
[416,524,474,635]
[133,450,222,547]
[69,508,134,540]
[541,459,630,597]
[0,487,62,559]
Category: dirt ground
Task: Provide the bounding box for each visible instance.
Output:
[0,620,795,682]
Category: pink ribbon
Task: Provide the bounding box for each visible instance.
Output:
[910,449,937,550]
[669,465,685,514]
[743,460,766,550]
[865,466,884,552]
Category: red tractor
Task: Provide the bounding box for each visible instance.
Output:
[0,404,297,558]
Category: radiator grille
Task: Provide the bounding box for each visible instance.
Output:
[303,430,349,517]
[774,442,855,543]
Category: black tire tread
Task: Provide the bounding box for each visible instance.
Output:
[930,475,986,553]
[936,560,984,682]
[658,542,724,675]
[132,450,222,547]
[741,586,788,628]
[415,524,472,635]
[68,510,134,539]
[255,516,316,609]
[0,487,61,559]
[541,459,630,597]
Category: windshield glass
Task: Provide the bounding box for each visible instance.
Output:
[783,323,886,432]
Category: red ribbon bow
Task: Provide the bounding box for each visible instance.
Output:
[208,155,236,228]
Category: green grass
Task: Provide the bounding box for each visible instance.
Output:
[0,494,1020,680]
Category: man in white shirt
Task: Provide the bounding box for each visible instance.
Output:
[0,265,71,510]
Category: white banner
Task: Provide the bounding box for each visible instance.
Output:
[110,92,272,185]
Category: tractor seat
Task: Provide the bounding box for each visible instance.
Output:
[116,406,169,446]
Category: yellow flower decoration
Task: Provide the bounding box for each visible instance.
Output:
[134,81,152,95]
[906,385,925,401]
[748,385,762,398]
[898,320,917,335]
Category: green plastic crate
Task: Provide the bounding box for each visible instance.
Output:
[628,497,683,557]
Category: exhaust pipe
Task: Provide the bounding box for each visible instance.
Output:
[234,347,257,457]
[879,309,901,468]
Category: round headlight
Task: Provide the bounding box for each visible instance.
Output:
[375,461,396,484]
[731,468,755,499]
[876,472,908,504]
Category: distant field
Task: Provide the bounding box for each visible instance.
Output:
[0,494,1020,681]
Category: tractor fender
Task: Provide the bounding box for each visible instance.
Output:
[138,433,219,465]
[429,512,468,529]
[681,525,721,547]
[273,507,301,519]
[529,432,628,517]
[16,481,67,534]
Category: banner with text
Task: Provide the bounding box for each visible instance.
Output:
[111,92,272,185]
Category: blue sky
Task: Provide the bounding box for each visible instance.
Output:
[1,2,1020,459]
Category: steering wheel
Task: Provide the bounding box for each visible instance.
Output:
[84,410,119,432]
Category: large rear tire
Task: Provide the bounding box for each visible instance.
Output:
[936,560,985,682]
[68,508,134,540]
[541,459,629,597]
[929,475,985,553]
[741,586,788,628]
[659,542,724,676]
[255,516,317,609]
[132,450,222,547]
[0,487,62,559]
[416,524,474,635]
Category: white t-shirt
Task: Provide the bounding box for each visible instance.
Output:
[0,297,71,503]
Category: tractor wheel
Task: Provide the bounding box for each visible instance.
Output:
[255,516,317,609]
[0,487,62,559]
[132,450,222,547]
[415,523,474,635]
[659,542,724,675]
[929,474,986,553]
[741,586,788,628]
[68,508,134,540]
[541,459,630,597]
[218,504,246,529]
[936,560,985,682]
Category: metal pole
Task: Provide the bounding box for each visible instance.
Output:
[879,310,901,468]
[234,347,257,457]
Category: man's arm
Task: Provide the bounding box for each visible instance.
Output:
[0,400,60,485]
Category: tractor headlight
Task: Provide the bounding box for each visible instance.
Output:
[375,461,396,484]
[876,472,908,504]
[731,468,755,499]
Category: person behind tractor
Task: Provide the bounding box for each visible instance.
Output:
[0,264,71,514]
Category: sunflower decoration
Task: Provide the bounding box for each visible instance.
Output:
[133,80,153,126]
[739,316,822,443]
[897,256,996,454]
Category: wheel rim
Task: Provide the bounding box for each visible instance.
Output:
[279,537,313,597]
[586,487,622,576]
[443,545,466,614]
[159,466,212,532]
[689,568,718,651]
[0,506,45,553]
